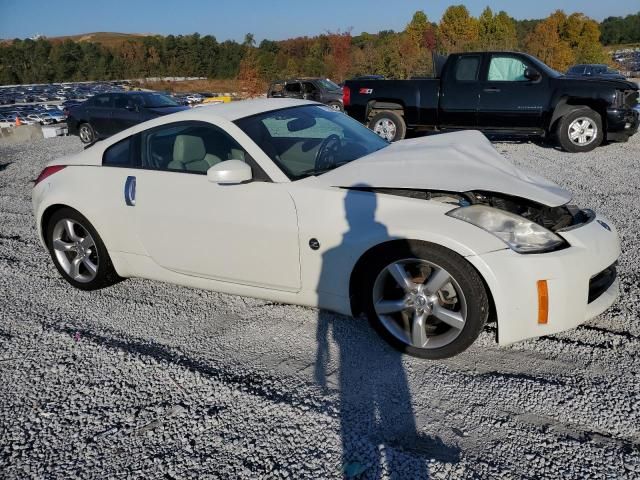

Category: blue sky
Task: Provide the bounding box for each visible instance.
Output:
[1,0,638,41]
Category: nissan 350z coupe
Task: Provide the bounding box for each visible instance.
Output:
[33,99,621,359]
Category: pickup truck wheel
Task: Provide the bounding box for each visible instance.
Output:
[368,111,406,142]
[556,108,603,153]
[327,101,344,112]
[78,122,95,144]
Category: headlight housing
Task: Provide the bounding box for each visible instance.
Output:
[447,205,566,253]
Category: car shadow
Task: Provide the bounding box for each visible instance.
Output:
[314,187,460,478]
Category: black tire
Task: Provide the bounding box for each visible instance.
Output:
[78,122,96,144]
[359,242,489,359]
[556,107,603,153]
[327,101,344,112]
[46,208,121,291]
[368,110,407,142]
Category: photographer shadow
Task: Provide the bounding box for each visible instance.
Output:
[314,188,460,478]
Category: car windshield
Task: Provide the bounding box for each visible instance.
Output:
[316,79,341,90]
[141,93,179,108]
[235,105,389,180]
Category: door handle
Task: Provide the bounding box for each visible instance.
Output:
[124,176,136,206]
[483,87,501,93]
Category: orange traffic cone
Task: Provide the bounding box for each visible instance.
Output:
[15,116,22,126]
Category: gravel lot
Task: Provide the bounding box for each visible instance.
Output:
[1,134,639,479]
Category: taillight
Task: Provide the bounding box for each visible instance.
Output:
[342,86,350,107]
[34,165,66,186]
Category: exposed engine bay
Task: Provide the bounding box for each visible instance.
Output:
[349,187,593,232]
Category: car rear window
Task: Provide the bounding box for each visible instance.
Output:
[455,56,480,81]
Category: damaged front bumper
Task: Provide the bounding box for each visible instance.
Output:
[467,213,621,345]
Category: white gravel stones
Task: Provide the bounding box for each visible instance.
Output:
[1,134,639,478]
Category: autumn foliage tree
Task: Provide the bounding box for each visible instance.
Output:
[401,11,437,76]
[325,30,352,82]
[438,5,480,53]
[237,34,264,98]
[478,7,517,50]
[525,10,609,71]
[0,8,623,86]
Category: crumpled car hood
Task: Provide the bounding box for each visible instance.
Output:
[317,130,572,207]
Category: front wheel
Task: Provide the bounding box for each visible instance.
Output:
[368,110,406,142]
[556,107,603,153]
[360,243,489,359]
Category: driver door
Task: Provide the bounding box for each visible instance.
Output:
[477,54,548,130]
[132,120,301,291]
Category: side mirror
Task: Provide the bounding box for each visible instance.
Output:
[207,160,252,184]
[524,68,541,81]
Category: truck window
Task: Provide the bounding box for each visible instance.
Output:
[488,56,528,82]
[285,83,302,95]
[455,56,480,81]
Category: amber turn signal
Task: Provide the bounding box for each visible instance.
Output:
[537,280,549,324]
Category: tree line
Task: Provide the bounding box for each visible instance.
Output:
[1,7,637,86]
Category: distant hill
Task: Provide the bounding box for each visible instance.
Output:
[49,32,155,47]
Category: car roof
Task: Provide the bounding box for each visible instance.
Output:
[95,98,318,148]
[178,98,316,121]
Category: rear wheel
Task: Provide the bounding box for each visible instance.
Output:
[78,122,95,144]
[368,110,406,142]
[556,107,603,153]
[46,208,121,290]
[360,243,489,359]
[327,101,344,112]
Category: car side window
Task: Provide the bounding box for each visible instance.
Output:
[93,94,112,108]
[455,56,481,81]
[113,95,129,109]
[142,122,251,175]
[487,56,529,82]
[103,137,133,167]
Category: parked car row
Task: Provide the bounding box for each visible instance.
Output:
[0,104,68,126]
[0,81,131,105]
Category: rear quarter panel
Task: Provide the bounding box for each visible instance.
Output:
[345,79,439,126]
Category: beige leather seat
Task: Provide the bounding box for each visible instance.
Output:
[167,135,222,172]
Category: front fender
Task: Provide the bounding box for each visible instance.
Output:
[290,184,506,308]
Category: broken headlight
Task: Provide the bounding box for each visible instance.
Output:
[447,205,566,253]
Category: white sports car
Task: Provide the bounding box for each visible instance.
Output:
[33,99,620,359]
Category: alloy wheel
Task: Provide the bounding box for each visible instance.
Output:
[79,125,92,143]
[51,218,99,283]
[372,259,467,350]
[568,117,598,146]
[373,118,397,141]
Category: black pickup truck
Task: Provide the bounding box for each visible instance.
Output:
[343,51,639,152]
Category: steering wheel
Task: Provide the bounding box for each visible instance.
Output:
[314,134,342,172]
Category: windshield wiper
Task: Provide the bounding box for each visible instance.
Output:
[297,166,336,178]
